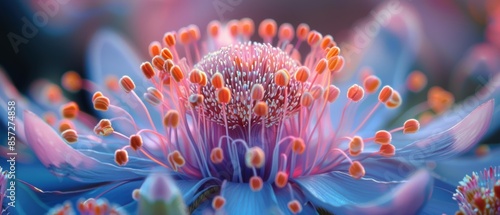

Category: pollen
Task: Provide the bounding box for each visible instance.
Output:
[406,70,427,92]
[385,91,401,108]
[132,189,141,201]
[374,130,392,145]
[163,32,176,47]
[307,30,322,47]
[349,161,365,179]
[348,136,364,156]
[294,66,310,83]
[296,23,310,41]
[168,150,185,171]
[163,110,180,128]
[249,176,263,192]
[275,171,288,188]
[216,87,232,104]
[161,48,173,60]
[93,119,114,136]
[58,119,74,133]
[152,56,165,70]
[287,200,302,214]
[258,19,277,41]
[119,76,136,93]
[114,149,129,166]
[170,65,184,82]
[403,119,420,134]
[61,129,78,144]
[210,147,224,164]
[347,84,364,102]
[363,75,381,94]
[211,72,224,89]
[275,69,290,86]
[324,85,340,103]
[253,101,269,116]
[378,86,393,103]
[212,196,226,210]
[140,62,155,79]
[129,135,143,151]
[61,71,82,92]
[327,56,344,73]
[245,147,265,168]
[93,96,110,111]
[326,46,340,59]
[379,144,395,157]
[314,58,328,74]
[148,41,161,58]
[43,112,57,126]
[189,69,203,84]
[292,138,306,155]
[61,102,79,119]
[301,92,314,107]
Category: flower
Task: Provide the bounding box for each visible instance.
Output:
[1,12,497,215]
[453,166,500,215]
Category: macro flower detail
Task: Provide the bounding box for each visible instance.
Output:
[453,166,500,215]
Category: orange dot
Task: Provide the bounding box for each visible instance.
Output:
[403,119,420,134]
[294,66,310,83]
[301,92,314,107]
[46,84,63,103]
[93,96,110,111]
[210,147,224,164]
[379,144,395,157]
[163,110,180,128]
[275,171,288,188]
[307,30,322,47]
[129,134,143,151]
[152,56,165,70]
[178,27,191,45]
[92,91,103,103]
[406,70,427,92]
[61,102,79,119]
[199,72,208,86]
[427,86,454,114]
[251,84,265,101]
[245,147,266,168]
[207,20,221,38]
[374,130,392,145]
[326,46,340,59]
[105,76,119,92]
[327,56,344,73]
[278,23,294,41]
[119,76,135,93]
[148,41,161,58]
[240,18,255,38]
[349,161,365,179]
[227,20,239,37]
[140,62,155,79]
[114,149,129,166]
[258,19,277,40]
[296,23,310,41]
[348,136,364,156]
[61,71,82,92]
[275,69,290,86]
[314,58,328,74]
[58,119,74,133]
[475,144,490,157]
[310,85,324,100]
[93,119,114,136]
[132,189,141,201]
[61,129,78,144]
[169,150,185,168]
[170,65,184,82]
[363,75,381,94]
[287,200,302,214]
[253,101,269,117]
[324,85,340,103]
[211,73,224,89]
[217,87,231,104]
[385,91,401,108]
[163,32,176,47]
[212,196,226,210]
[189,69,203,84]
[188,24,200,41]
[160,48,173,60]
[320,35,334,51]
[292,138,306,154]
[43,112,57,126]
[378,86,393,103]
[249,176,263,191]
[347,84,364,102]
[418,111,434,125]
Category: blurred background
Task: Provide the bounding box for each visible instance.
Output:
[0,0,498,142]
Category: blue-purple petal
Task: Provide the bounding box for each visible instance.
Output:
[219,181,282,215]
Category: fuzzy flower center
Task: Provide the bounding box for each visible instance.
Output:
[454,166,500,215]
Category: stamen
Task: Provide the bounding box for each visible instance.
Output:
[385,91,401,108]
[294,66,310,83]
[188,69,203,84]
[58,119,74,133]
[105,76,120,92]
[300,92,314,107]
[326,46,340,59]
[314,58,327,74]
[374,130,392,145]
[43,112,57,126]
[327,55,345,73]
[307,30,322,47]
[119,76,136,93]
[211,72,224,89]
[275,69,290,86]
[132,189,140,201]
[216,87,231,104]
[199,71,208,86]
[129,135,143,151]
[275,171,288,188]
[188,94,204,107]
[320,35,335,51]
[291,138,306,155]
[61,102,79,119]
[210,147,224,164]
[310,85,324,100]
[296,23,310,42]
[428,86,454,114]
[114,149,129,166]
[348,136,364,156]
[170,65,184,82]
[287,200,303,214]
[168,150,185,171]
[212,196,226,211]
[227,20,239,37]
[348,161,365,179]
[253,101,269,116]
[258,19,277,43]
[148,41,161,58]
[207,20,221,38]
[278,23,294,42]
[251,84,265,101]
[403,119,420,134]
[45,84,63,103]
[61,129,78,144]
[323,85,340,103]
[161,48,173,60]
[140,62,156,79]
[93,119,114,136]
[406,70,427,92]
[363,75,381,94]
[163,32,176,47]
[163,59,174,74]
[379,144,395,157]
[61,71,82,92]
[347,84,364,102]
[239,18,255,39]
[378,86,393,103]
[144,87,164,106]
[163,110,180,128]
[249,176,263,191]
[93,96,110,111]
[178,27,192,45]
[152,55,165,70]
[245,147,265,168]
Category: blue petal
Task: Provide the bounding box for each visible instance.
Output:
[23,110,149,183]
[419,178,458,215]
[394,100,494,161]
[293,170,433,215]
[175,177,220,205]
[219,181,282,215]
[273,186,318,215]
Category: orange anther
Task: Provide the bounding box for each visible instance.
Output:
[326,46,341,59]
[324,85,340,103]
[245,147,265,168]
[240,18,255,37]
[114,149,128,166]
[145,87,164,106]
[46,85,63,103]
[385,91,401,108]
[374,130,392,145]
[378,86,393,103]
[178,27,191,45]
[403,119,420,134]
[148,41,161,58]
[347,84,364,102]
[275,69,290,86]
[379,144,395,157]
[428,87,454,114]
[43,112,57,126]
[163,110,180,128]
[163,76,171,86]
[140,62,155,79]
[249,176,263,191]
[292,138,306,155]
[212,196,226,210]
[129,134,143,151]
[307,30,322,47]
[363,75,381,93]
[217,87,231,104]
[188,24,200,41]
[278,23,294,41]
[168,150,185,169]
[170,65,184,82]
[327,56,344,73]
[61,71,82,92]
[61,102,79,119]
[163,59,174,73]
[93,96,110,111]
[258,19,277,40]
[211,72,224,88]
[275,171,288,188]
[475,144,490,157]
[61,129,78,144]
[348,136,364,156]
[253,101,269,116]
[406,70,427,92]
[188,94,204,107]
[310,85,324,100]
[163,32,176,47]
[349,161,365,179]
[320,35,334,50]
[301,92,314,107]
[119,76,136,93]
[227,20,239,37]
[418,111,434,125]
[207,20,221,38]
[288,200,303,214]
[132,189,141,201]
[314,58,328,74]
[189,69,203,84]
[210,147,224,164]
[58,119,74,133]
[251,84,265,101]
[199,72,208,86]
[159,48,173,60]
[296,23,310,41]
[94,119,114,136]
[105,76,119,92]
[294,66,310,83]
